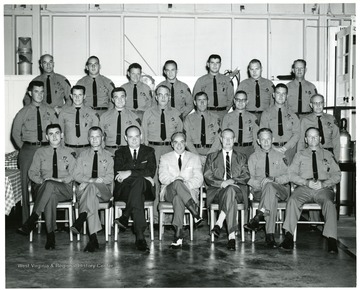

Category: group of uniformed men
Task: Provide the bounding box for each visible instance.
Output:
[12,53,340,254]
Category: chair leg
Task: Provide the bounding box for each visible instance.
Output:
[293,226,297,242]
[189,213,194,241]
[210,209,215,242]
[68,207,73,242]
[251,207,256,242]
[159,210,164,241]
[114,206,120,242]
[105,209,109,242]
[149,206,154,241]
[74,207,80,241]
[240,210,245,242]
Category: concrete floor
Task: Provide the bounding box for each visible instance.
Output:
[5,209,356,288]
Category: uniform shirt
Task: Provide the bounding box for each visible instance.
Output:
[222,110,259,145]
[192,73,234,109]
[248,148,289,191]
[58,105,99,145]
[237,77,275,111]
[28,145,76,184]
[142,106,183,144]
[12,103,57,148]
[73,147,114,185]
[184,110,221,154]
[23,73,72,108]
[260,105,300,150]
[286,79,317,113]
[121,81,152,112]
[99,108,142,146]
[76,74,115,108]
[297,113,340,160]
[157,79,193,117]
[289,147,341,188]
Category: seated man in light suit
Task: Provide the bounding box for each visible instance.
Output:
[158,132,203,249]
[204,128,250,251]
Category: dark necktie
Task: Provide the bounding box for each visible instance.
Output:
[278,108,284,136]
[133,149,137,162]
[213,76,218,107]
[36,106,42,142]
[201,115,206,146]
[226,152,231,180]
[170,83,175,107]
[133,84,138,109]
[178,154,182,171]
[298,82,302,113]
[52,148,58,178]
[312,150,318,181]
[317,116,325,145]
[265,152,270,177]
[160,109,166,141]
[238,113,243,144]
[116,111,121,145]
[91,150,98,178]
[75,107,81,138]
[92,78,97,108]
[255,80,260,108]
[46,75,52,104]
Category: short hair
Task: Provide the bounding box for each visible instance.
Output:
[125,125,141,136]
[86,56,100,65]
[111,87,127,98]
[292,59,307,68]
[234,90,248,99]
[310,93,324,103]
[257,127,273,138]
[207,54,221,63]
[305,127,320,137]
[46,123,62,134]
[155,85,170,95]
[88,126,103,137]
[71,85,86,95]
[128,63,142,73]
[194,91,209,101]
[163,60,178,70]
[28,81,44,91]
[248,59,262,69]
[275,83,288,94]
[40,54,53,62]
[171,131,186,142]
[221,128,235,138]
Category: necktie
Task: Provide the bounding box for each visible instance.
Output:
[170,83,175,107]
[75,107,81,138]
[92,78,97,108]
[278,108,284,136]
[226,152,231,180]
[160,109,166,141]
[133,149,137,162]
[91,151,98,178]
[238,113,243,144]
[178,154,182,171]
[133,84,138,109]
[312,150,318,181]
[213,76,218,107]
[265,152,270,178]
[36,106,42,142]
[317,116,325,145]
[46,75,52,104]
[298,82,302,113]
[52,148,58,178]
[255,80,260,108]
[116,111,121,145]
[201,115,206,146]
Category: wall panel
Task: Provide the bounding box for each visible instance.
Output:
[305,19,319,81]
[4,16,14,74]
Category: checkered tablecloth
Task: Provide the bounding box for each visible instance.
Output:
[5,169,22,215]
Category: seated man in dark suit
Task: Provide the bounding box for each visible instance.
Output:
[204,128,250,251]
[113,125,156,252]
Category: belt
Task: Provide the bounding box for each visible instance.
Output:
[248,110,263,114]
[148,141,171,146]
[234,142,253,147]
[273,142,287,146]
[65,143,90,148]
[106,145,121,149]
[194,144,212,148]
[92,107,108,111]
[208,106,227,111]
[24,141,49,146]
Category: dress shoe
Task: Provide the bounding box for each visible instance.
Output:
[90,233,100,249]
[70,212,87,235]
[265,233,277,248]
[227,239,236,251]
[45,232,55,250]
[84,240,96,252]
[16,213,39,235]
[328,237,338,254]
[114,215,128,232]
[279,232,294,250]
[243,210,263,232]
[135,239,150,252]
[170,238,183,249]
[210,225,221,238]
[194,217,204,228]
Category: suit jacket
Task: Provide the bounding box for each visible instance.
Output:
[204,149,250,206]
[158,150,203,202]
[113,144,156,195]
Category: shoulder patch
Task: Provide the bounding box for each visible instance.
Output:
[282,157,288,166]
[71,152,77,158]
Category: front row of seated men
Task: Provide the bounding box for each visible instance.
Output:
[17,123,340,254]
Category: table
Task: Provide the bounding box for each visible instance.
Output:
[5,169,22,215]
